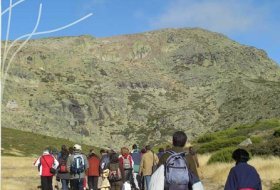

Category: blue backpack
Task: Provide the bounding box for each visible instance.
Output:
[70,154,85,175]
[165,151,189,190]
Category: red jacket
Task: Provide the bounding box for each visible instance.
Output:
[87,155,100,176]
[34,154,58,176]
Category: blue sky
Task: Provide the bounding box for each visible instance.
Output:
[1,0,279,64]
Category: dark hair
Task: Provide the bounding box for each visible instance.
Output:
[100,149,106,154]
[145,145,151,151]
[61,145,67,151]
[68,147,74,154]
[141,148,146,154]
[232,148,250,162]
[132,144,137,149]
[110,152,119,163]
[158,148,164,153]
[173,131,187,147]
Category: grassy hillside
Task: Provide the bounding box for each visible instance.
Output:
[193,119,280,164]
[2,28,280,148]
[1,127,100,157]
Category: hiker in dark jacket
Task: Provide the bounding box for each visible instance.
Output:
[57,145,71,190]
[225,148,262,190]
[158,131,200,190]
[131,144,141,189]
[67,144,89,190]
[34,148,59,190]
[109,151,123,190]
[157,148,165,159]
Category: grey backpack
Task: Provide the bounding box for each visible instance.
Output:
[165,151,190,190]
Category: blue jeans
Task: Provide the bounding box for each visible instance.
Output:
[144,176,151,190]
[61,179,69,190]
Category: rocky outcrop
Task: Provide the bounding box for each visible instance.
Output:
[2,28,280,148]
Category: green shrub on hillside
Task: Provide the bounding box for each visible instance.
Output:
[208,147,253,164]
[197,134,217,143]
[198,136,247,154]
[195,119,280,154]
[273,128,280,137]
[1,127,99,157]
[271,180,280,190]
[249,138,280,156]
[207,147,236,164]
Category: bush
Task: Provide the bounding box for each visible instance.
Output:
[207,147,236,164]
[197,136,247,154]
[197,134,216,143]
[273,128,280,137]
[249,138,280,156]
[208,147,253,164]
[271,180,280,190]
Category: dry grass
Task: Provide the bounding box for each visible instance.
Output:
[2,156,41,190]
[2,155,280,190]
[199,154,280,190]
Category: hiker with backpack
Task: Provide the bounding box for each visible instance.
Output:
[139,145,159,190]
[98,149,111,190]
[224,148,262,190]
[87,149,100,190]
[119,147,135,189]
[34,147,59,190]
[131,144,141,190]
[108,151,123,190]
[158,131,201,190]
[67,144,89,190]
[57,145,71,190]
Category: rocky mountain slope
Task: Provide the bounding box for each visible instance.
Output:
[2,28,280,148]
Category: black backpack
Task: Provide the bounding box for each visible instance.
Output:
[108,162,122,182]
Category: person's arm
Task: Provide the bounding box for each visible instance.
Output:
[155,153,159,165]
[194,155,199,168]
[224,168,237,190]
[34,156,41,167]
[66,156,71,172]
[53,157,59,169]
[257,173,262,190]
[139,155,144,176]
[84,155,89,170]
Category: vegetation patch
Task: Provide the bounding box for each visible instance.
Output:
[207,147,236,164]
[195,119,280,155]
[2,127,99,157]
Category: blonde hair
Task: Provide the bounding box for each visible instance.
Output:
[121,147,129,155]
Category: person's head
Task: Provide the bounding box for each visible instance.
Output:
[69,147,74,154]
[158,148,164,153]
[132,144,137,150]
[232,148,250,163]
[172,131,187,147]
[121,147,129,155]
[145,145,152,151]
[141,148,146,154]
[189,146,196,154]
[43,147,50,154]
[89,149,96,157]
[100,149,106,155]
[110,152,119,163]
[73,144,82,152]
[61,145,67,151]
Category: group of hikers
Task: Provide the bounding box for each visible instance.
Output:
[34,131,262,190]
